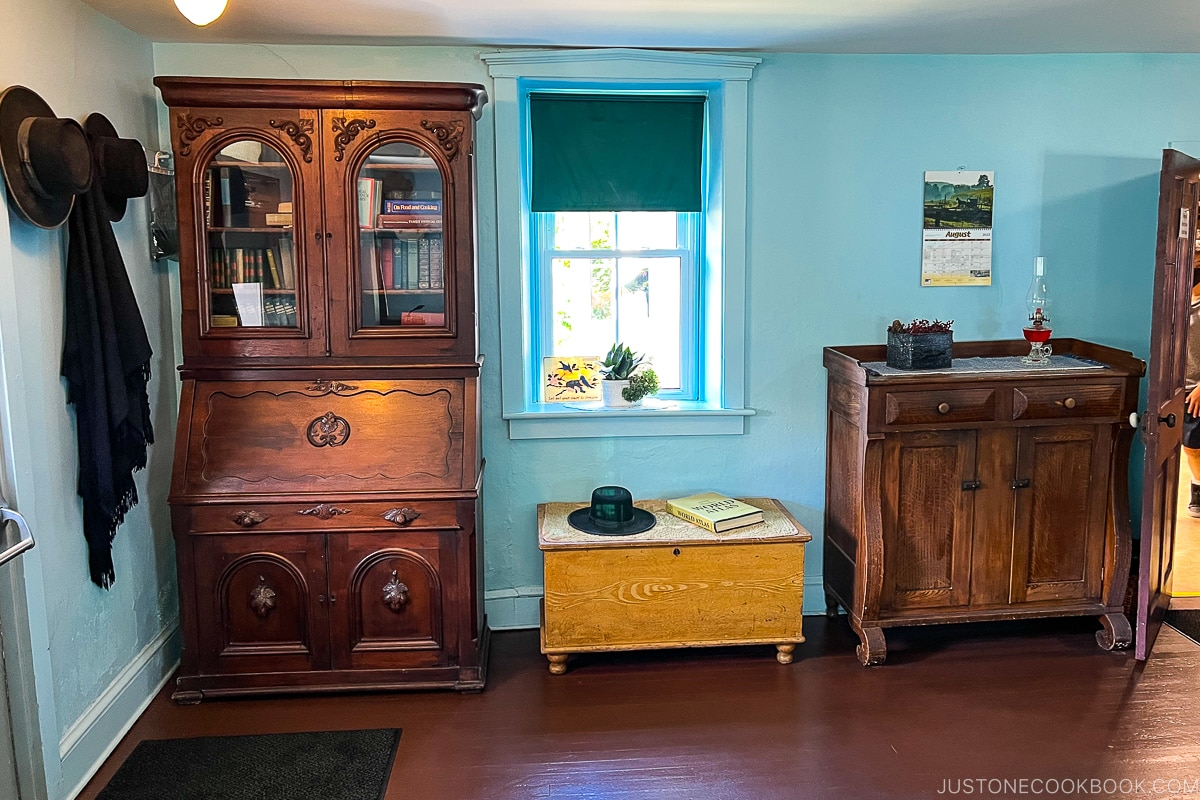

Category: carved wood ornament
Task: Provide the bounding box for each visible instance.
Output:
[307,411,351,447]
[383,570,410,612]
[268,118,315,162]
[297,503,352,520]
[305,379,360,395]
[232,510,268,528]
[420,119,464,161]
[382,507,421,527]
[250,575,277,618]
[177,113,224,157]
[331,117,377,161]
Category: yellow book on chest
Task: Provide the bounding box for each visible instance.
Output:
[665,492,764,533]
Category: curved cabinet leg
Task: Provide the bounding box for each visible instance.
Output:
[825,592,840,618]
[851,621,887,666]
[546,653,569,675]
[775,644,796,664]
[1096,612,1132,651]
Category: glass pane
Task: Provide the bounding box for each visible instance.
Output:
[553,212,614,251]
[205,139,297,329]
[549,256,682,390]
[549,257,616,355]
[615,212,677,249]
[357,141,445,329]
[616,258,682,389]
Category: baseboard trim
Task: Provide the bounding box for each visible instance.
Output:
[58,622,181,800]
[485,576,830,631]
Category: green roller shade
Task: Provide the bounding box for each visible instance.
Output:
[530,94,705,212]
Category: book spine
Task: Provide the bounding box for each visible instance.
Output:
[382,199,442,215]
[429,236,443,289]
[407,240,419,288]
[417,237,431,289]
[664,503,718,533]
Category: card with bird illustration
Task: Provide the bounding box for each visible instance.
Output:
[542,356,602,402]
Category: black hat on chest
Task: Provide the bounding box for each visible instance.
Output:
[83,113,148,222]
[0,85,93,229]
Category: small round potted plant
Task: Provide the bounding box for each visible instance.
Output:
[599,343,659,407]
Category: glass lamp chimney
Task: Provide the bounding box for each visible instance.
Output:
[1026,256,1051,327]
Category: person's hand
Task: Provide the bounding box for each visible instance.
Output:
[1187,385,1200,417]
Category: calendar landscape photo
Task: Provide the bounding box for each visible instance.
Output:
[923,171,993,229]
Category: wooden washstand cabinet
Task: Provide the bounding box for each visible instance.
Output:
[822,339,1144,665]
[156,77,489,700]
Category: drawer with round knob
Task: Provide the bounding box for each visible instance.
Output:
[882,388,997,427]
[1011,382,1123,421]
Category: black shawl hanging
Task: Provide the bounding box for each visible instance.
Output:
[61,188,154,588]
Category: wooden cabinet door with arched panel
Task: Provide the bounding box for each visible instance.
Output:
[321,94,483,361]
[327,532,448,671]
[190,533,330,676]
[155,85,329,361]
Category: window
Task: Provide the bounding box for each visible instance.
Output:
[482,48,760,439]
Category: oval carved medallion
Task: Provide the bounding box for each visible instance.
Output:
[307,411,351,447]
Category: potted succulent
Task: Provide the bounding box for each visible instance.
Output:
[599,343,659,407]
[886,318,954,370]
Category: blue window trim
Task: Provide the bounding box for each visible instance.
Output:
[482,48,760,440]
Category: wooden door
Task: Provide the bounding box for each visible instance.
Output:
[326,532,447,671]
[322,107,478,360]
[1137,149,1200,659]
[1010,425,1111,604]
[880,429,977,612]
[192,533,330,674]
[166,104,328,361]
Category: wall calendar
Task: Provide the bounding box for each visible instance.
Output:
[922,170,994,287]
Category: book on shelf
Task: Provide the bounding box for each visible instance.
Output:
[429,236,443,289]
[382,199,441,215]
[211,314,239,327]
[277,245,295,289]
[266,249,283,289]
[265,212,292,226]
[357,177,381,229]
[277,201,293,214]
[376,213,441,229]
[401,310,444,327]
[665,493,765,533]
[417,237,431,288]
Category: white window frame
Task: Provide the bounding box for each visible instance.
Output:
[482,48,759,439]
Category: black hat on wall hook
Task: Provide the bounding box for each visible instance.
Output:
[0,86,93,229]
[83,113,148,222]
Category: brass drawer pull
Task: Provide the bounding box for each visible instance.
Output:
[232,510,268,528]
[307,411,351,447]
[937,402,951,414]
[383,507,421,527]
[1063,397,1077,409]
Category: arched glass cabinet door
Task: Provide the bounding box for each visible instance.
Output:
[202,139,299,331]
[354,140,447,331]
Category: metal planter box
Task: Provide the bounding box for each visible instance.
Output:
[886,330,952,370]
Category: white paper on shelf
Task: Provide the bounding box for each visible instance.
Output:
[231,282,265,326]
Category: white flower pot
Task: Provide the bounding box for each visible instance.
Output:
[601,379,640,407]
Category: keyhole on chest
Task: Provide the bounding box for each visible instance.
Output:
[673,548,681,556]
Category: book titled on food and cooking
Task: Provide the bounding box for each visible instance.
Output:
[665,492,764,533]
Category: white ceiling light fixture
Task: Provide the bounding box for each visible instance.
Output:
[174,0,227,26]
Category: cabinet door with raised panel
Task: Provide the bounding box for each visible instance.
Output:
[191,533,330,675]
[326,532,447,670]
[881,429,977,613]
[1010,424,1112,604]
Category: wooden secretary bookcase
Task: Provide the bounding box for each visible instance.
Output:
[156,77,488,701]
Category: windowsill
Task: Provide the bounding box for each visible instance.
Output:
[504,401,755,439]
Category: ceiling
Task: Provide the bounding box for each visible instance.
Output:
[84,0,1200,53]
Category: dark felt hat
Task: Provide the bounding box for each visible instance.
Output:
[0,86,92,229]
[567,485,657,536]
[84,113,148,222]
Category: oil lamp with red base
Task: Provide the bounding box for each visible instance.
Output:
[1022,256,1052,364]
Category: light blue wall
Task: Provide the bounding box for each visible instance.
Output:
[152,45,1189,617]
[1,1,179,796]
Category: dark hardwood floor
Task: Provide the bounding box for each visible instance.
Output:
[77,615,1200,799]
